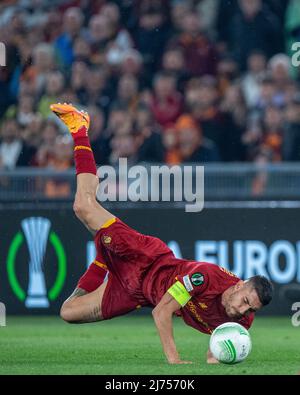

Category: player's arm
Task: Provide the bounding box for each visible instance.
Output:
[152,284,192,365]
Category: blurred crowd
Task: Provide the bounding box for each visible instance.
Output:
[1,0,300,176]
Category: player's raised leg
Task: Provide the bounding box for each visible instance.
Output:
[50,103,114,235]
[50,103,112,323]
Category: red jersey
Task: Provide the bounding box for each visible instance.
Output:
[94,219,254,334]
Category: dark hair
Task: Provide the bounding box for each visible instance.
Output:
[247,275,273,306]
[153,70,177,85]
[248,49,266,58]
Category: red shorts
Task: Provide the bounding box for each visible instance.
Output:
[76,217,172,319]
[77,262,141,319]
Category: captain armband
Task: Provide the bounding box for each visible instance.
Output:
[167,281,191,307]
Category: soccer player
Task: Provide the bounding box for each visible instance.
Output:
[50,103,273,365]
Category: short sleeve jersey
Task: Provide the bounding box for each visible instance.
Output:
[166,262,255,334]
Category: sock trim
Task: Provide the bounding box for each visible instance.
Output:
[74,145,92,152]
[93,260,108,270]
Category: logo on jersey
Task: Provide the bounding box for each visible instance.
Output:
[191,272,204,286]
[198,302,208,309]
[103,235,112,244]
[183,275,193,292]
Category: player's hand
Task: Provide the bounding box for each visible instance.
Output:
[168,359,193,364]
[207,356,220,364]
[206,348,219,364]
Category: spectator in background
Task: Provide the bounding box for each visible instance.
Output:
[43,8,62,43]
[220,83,247,161]
[241,50,268,108]
[217,54,240,96]
[44,135,74,198]
[71,60,90,102]
[268,54,293,108]
[195,0,219,40]
[227,0,282,71]
[254,76,278,116]
[87,13,115,65]
[17,94,36,127]
[35,119,59,167]
[220,83,247,130]
[251,105,284,196]
[84,67,110,108]
[161,47,188,91]
[161,47,185,75]
[176,114,219,163]
[101,2,120,24]
[73,64,112,114]
[257,105,284,163]
[284,80,300,106]
[150,71,183,128]
[38,70,66,117]
[0,118,35,169]
[9,36,33,100]
[87,105,110,166]
[185,76,243,161]
[73,36,92,64]
[22,42,56,95]
[133,0,171,76]
[109,116,138,166]
[242,116,263,162]
[21,112,44,149]
[5,92,36,127]
[216,0,239,52]
[46,134,73,171]
[0,69,13,118]
[170,0,192,34]
[59,0,105,21]
[162,123,181,165]
[168,10,218,77]
[115,73,139,114]
[282,96,300,161]
[104,102,131,139]
[114,0,135,30]
[135,103,165,163]
[120,48,144,78]
[55,7,84,68]
[103,2,134,68]
[266,0,290,25]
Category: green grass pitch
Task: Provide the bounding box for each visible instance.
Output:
[0,315,299,375]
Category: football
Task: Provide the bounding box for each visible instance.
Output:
[209,322,252,364]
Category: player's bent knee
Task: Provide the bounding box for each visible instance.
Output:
[60,303,77,323]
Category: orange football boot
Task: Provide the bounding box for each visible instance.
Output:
[50,103,90,134]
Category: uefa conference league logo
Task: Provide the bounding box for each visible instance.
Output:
[22,217,50,307]
[7,217,66,308]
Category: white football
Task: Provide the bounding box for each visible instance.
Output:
[209,322,252,364]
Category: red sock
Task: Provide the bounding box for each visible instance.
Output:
[72,126,97,175]
[77,261,108,293]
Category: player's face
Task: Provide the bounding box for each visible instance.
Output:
[224,282,262,319]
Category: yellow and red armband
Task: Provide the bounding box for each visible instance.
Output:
[167,281,191,307]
